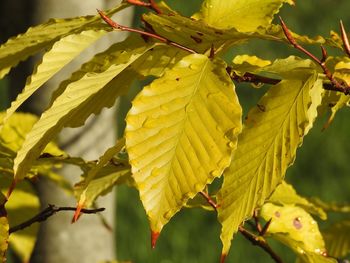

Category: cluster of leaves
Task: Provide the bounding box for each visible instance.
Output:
[0,0,349,262]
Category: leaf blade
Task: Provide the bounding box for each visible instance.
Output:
[125,54,242,233]
[14,37,155,180]
[218,73,323,255]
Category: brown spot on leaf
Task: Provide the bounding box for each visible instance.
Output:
[275,211,281,218]
[190,35,202,43]
[197,32,204,36]
[293,217,302,229]
[176,77,180,81]
[257,104,266,112]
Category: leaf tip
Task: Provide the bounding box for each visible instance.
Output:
[151,231,160,249]
[72,203,84,223]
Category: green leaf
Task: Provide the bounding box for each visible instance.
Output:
[125,54,242,233]
[197,0,294,31]
[323,220,350,258]
[74,139,129,208]
[14,36,155,180]
[0,3,126,79]
[6,180,40,262]
[268,181,327,220]
[0,195,9,262]
[218,73,323,255]
[1,30,107,129]
[260,203,326,256]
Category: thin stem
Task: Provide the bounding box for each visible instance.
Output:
[199,191,219,210]
[148,0,162,14]
[126,0,151,7]
[340,20,350,57]
[98,10,195,54]
[279,16,350,95]
[253,210,263,234]
[9,204,105,234]
[239,226,284,263]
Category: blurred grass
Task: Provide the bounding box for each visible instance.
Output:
[117,1,350,263]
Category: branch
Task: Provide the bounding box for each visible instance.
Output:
[97,10,195,54]
[126,0,162,14]
[199,191,219,210]
[227,65,348,93]
[9,204,105,234]
[239,226,284,263]
[279,16,350,95]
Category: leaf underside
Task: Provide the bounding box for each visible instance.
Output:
[125,54,242,233]
[198,0,294,31]
[218,73,323,254]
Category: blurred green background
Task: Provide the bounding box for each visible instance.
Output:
[1,1,350,263]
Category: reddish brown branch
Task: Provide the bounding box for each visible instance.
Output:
[148,0,162,14]
[98,10,194,53]
[9,204,105,234]
[126,0,162,14]
[279,16,350,95]
[199,191,219,210]
[239,226,284,263]
[340,20,350,57]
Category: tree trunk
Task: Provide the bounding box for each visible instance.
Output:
[0,1,133,262]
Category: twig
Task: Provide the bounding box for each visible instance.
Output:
[126,0,162,14]
[199,191,219,210]
[279,16,350,95]
[9,204,105,234]
[97,10,195,54]
[253,210,263,234]
[340,20,350,57]
[227,67,343,92]
[148,0,162,14]
[239,226,284,263]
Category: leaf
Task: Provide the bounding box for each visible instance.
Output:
[0,3,126,79]
[14,36,156,180]
[74,139,129,209]
[322,58,350,128]
[0,112,64,157]
[218,73,323,255]
[296,253,337,263]
[6,180,40,262]
[231,55,271,75]
[309,198,350,214]
[197,0,294,31]
[268,181,327,220]
[260,203,327,256]
[0,195,9,262]
[1,29,107,129]
[323,220,350,258]
[125,54,242,234]
[132,45,187,77]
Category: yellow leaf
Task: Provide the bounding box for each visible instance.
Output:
[6,180,40,262]
[268,181,327,220]
[125,54,242,234]
[0,194,9,262]
[198,0,294,31]
[13,37,155,180]
[323,220,350,258]
[0,3,127,79]
[218,73,323,255]
[260,203,326,255]
[1,30,107,130]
